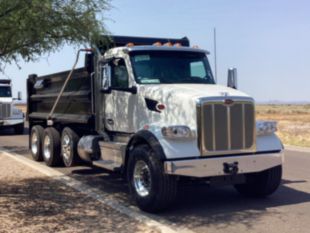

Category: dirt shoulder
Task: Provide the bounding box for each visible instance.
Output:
[256,104,310,148]
[0,153,157,233]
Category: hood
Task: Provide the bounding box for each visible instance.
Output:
[138,84,252,128]
[140,84,251,103]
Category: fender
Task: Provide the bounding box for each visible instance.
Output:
[126,130,166,161]
[121,130,166,175]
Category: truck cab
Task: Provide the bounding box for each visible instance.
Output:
[27,36,284,212]
[0,79,24,134]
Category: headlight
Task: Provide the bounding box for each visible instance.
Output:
[161,125,195,139]
[256,120,277,136]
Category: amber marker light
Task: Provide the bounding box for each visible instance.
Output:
[126,42,134,47]
[153,42,162,46]
[163,42,173,47]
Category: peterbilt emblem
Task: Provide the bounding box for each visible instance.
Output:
[224,99,234,105]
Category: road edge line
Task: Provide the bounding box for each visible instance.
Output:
[1,150,194,233]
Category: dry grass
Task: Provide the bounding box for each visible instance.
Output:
[15,104,27,113]
[256,104,310,147]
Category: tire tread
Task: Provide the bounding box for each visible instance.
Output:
[128,145,177,212]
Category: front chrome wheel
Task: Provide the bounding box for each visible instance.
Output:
[43,135,51,161]
[31,133,38,155]
[133,160,152,197]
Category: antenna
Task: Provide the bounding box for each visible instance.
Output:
[213,27,217,83]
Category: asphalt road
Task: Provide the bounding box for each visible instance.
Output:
[1,127,310,233]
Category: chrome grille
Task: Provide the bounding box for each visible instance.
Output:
[198,100,255,156]
[0,103,11,119]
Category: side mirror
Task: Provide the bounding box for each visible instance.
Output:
[17,91,22,100]
[101,64,111,93]
[227,68,238,89]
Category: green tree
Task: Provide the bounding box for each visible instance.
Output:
[0,0,110,70]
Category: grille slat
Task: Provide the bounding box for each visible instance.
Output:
[199,100,255,155]
[0,103,11,119]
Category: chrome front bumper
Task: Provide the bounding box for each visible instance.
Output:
[164,151,284,177]
[0,118,24,127]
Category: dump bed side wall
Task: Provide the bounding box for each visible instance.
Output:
[27,68,94,128]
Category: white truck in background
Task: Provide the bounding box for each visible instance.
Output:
[0,79,24,134]
[27,35,284,213]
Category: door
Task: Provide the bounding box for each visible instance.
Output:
[104,58,135,132]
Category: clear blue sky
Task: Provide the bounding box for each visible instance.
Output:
[4,0,310,102]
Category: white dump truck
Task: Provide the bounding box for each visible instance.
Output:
[27,36,284,212]
[0,79,24,134]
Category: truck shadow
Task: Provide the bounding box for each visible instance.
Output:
[69,167,310,229]
[158,180,310,229]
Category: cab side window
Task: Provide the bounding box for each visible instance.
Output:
[111,58,129,88]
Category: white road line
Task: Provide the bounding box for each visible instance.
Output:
[1,150,195,233]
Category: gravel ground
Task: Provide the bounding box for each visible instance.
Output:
[0,153,158,233]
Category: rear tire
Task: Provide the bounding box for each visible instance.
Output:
[61,127,80,167]
[127,145,177,213]
[234,165,282,197]
[42,127,61,167]
[30,125,44,161]
[14,123,24,134]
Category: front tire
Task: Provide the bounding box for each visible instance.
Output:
[30,125,44,161]
[61,127,80,167]
[43,127,61,167]
[127,145,177,213]
[234,165,282,197]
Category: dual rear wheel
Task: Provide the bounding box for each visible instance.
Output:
[30,125,79,167]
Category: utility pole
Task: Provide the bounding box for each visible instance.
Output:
[213,27,217,83]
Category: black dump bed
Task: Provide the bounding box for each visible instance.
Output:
[27,67,93,126]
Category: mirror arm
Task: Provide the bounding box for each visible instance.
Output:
[113,86,137,94]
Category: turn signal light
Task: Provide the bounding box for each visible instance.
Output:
[156,103,166,111]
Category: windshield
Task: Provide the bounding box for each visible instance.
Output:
[130,51,215,84]
[0,86,12,97]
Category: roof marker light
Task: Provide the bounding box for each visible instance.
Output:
[163,42,173,47]
[153,42,162,46]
